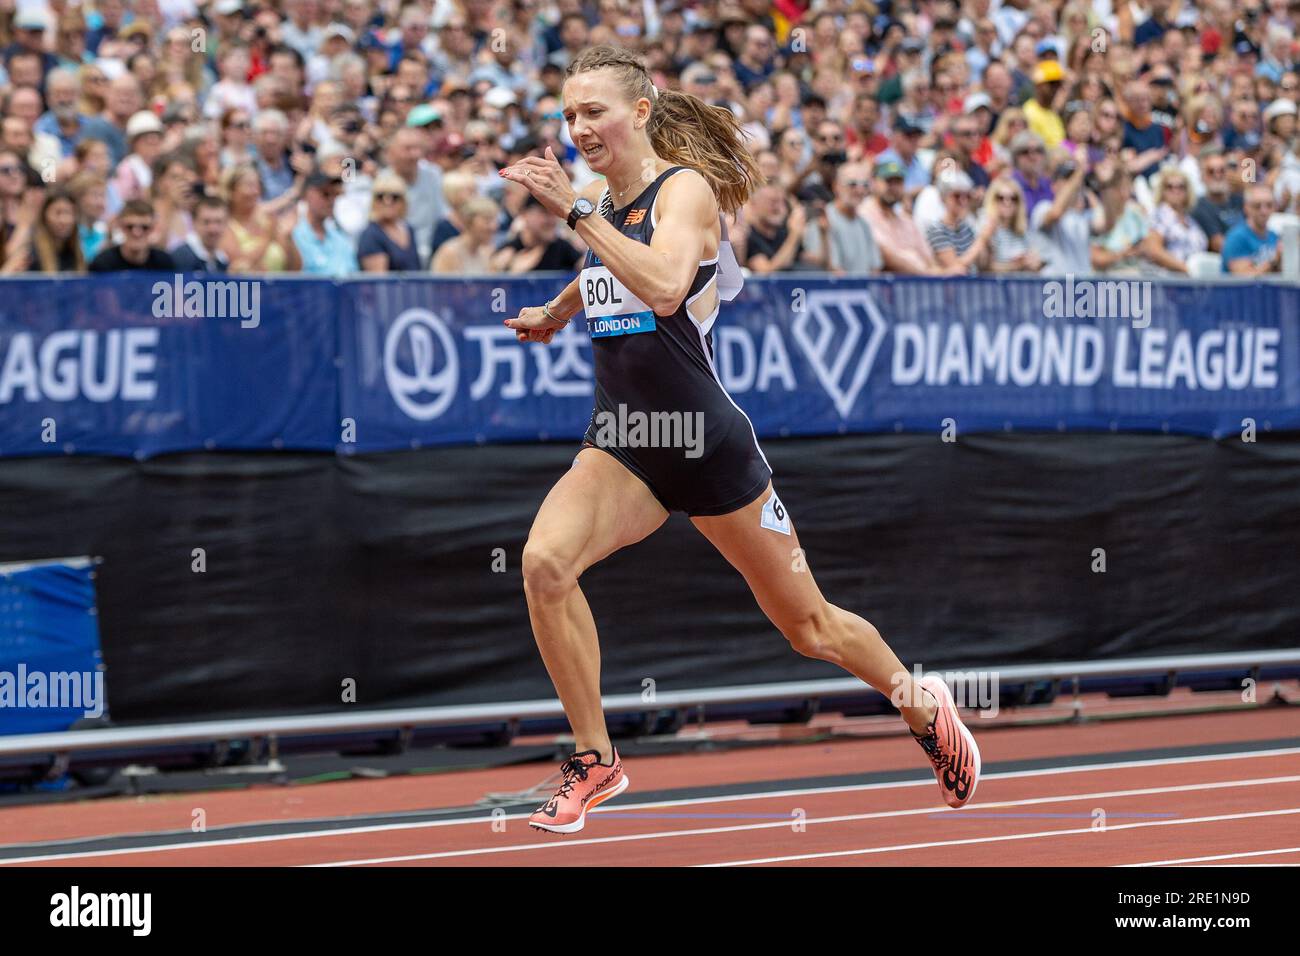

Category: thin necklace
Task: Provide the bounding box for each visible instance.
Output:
[611,161,661,203]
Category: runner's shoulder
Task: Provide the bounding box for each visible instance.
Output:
[658,167,718,223]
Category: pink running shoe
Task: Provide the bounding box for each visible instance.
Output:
[911,675,981,808]
[529,749,629,834]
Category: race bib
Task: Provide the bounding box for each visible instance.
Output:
[760,490,791,535]
[580,265,657,338]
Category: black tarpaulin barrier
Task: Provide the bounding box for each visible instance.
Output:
[1,432,1297,724]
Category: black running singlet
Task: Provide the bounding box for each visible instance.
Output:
[577,165,772,517]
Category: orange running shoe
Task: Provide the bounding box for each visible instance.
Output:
[529,748,629,834]
[911,675,981,808]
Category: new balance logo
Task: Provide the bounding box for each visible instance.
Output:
[944,768,972,800]
[625,208,647,225]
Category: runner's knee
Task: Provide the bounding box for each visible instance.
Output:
[779,601,837,660]
[522,539,578,603]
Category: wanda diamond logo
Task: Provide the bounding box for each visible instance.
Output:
[791,290,888,418]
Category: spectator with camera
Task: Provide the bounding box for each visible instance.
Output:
[1031,145,1107,274]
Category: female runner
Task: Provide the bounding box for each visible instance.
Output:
[500,46,980,834]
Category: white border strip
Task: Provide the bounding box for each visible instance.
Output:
[698,808,1300,867]
[1120,846,1300,867]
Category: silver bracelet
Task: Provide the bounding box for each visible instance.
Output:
[542,299,569,325]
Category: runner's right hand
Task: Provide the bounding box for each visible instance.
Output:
[504,305,567,344]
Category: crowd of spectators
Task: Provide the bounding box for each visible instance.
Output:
[0,0,1296,279]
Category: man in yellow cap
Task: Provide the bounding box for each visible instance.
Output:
[1023,60,1066,149]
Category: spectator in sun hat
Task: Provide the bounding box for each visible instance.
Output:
[1024,59,1066,150]
[305,24,359,89]
[118,20,154,55]
[1263,97,1297,141]
[927,167,996,275]
[8,8,60,78]
[405,104,442,136]
[112,111,165,204]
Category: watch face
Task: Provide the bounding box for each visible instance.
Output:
[575,198,594,214]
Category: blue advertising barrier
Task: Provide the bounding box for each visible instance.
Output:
[1,274,1298,458]
[0,275,338,457]
[0,558,105,735]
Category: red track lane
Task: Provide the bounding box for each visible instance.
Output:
[6,741,1299,867]
[0,707,1293,847]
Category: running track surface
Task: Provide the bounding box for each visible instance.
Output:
[1,708,1298,867]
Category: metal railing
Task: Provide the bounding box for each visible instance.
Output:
[1,648,1296,760]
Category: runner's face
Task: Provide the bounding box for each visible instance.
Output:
[563,69,644,172]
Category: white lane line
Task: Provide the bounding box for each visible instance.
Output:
[304,773,1300,867]
[1,746,1296,865]
[1120,846,1300,867]
[698,807,1300,867]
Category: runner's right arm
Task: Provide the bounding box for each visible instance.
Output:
[507,179,605,335]
[543,178,608,320]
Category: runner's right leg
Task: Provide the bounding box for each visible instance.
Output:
[522,446,669,761]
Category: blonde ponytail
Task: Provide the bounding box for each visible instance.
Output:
[566,45,762,216]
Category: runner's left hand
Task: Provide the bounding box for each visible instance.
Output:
[499,147,578,219]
